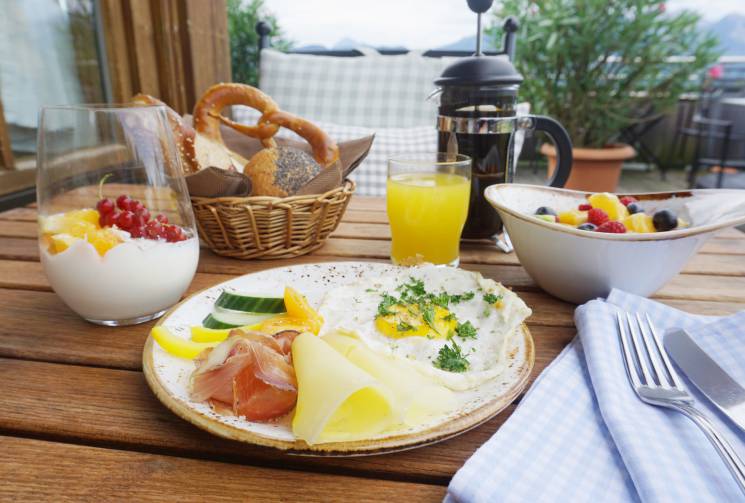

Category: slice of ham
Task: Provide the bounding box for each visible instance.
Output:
[272,330,301,357]
[190,331,298,421]
[233,346,297,420]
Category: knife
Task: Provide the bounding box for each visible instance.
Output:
[664,328,745,433]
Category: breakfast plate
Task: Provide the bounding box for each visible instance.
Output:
[143,261,534,456]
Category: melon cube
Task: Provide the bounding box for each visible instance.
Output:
[623,213,655,233]
[558,210,588,226]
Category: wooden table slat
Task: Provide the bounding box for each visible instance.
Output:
[0,436,444,502]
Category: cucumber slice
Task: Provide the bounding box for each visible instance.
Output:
[214,289,286,314]
[202,314,239,329]
[207,307,276,328]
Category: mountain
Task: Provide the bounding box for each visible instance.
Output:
[433,33,499,52]
[295,13,745,56]
[295,38,407,52]
[705,14,745,55]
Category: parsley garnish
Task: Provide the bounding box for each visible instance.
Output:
[455,320,477,339]
[430,291,450,309]
[396,321,415,332]
[421,304,437,331]
[434,340,470,372]
[397,277,426,297]
[483,292,503,304]
[377,294,399,317]
[377,279,480,342]
[450,291,475,304]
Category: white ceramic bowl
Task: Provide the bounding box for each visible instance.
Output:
[485,184,745,303]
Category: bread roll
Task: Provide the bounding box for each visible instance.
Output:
[245,146,322,197]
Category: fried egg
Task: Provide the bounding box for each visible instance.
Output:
[318,265,532,391]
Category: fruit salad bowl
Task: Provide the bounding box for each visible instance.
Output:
[484,184,745,303]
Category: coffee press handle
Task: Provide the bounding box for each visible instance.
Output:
[533,116,573,187]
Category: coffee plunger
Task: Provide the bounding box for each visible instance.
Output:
[433,0,573,239]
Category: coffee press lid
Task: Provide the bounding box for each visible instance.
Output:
[435,56,523,87]
[435,0,523,87]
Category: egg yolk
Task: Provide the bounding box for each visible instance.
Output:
[375,303,456,339]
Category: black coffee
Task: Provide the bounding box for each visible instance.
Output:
[438,130,514,239]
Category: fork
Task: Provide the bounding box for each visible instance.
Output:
[617,312,745,494]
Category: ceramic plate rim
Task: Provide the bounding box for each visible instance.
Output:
[142,261,535,457]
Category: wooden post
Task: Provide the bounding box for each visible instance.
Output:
[98,0,231,114]
[0,97,15,170]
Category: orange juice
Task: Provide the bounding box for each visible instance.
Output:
[387,172,470,265]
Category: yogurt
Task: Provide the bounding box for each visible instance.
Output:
[41,235,199,322]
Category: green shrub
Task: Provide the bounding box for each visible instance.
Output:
[227,0,292,86]
[488,0,719,147]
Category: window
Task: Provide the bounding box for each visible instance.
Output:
[0,0,109,168]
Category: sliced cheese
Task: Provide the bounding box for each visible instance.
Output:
[323,330,455,426]
[291,333,396,445]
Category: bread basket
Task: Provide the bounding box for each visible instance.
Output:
[190,179,355,259]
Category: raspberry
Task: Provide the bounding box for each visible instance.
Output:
[597,221,627,233]
[578,203,592,211]
[620,196,637,207]
[588,208,609,226]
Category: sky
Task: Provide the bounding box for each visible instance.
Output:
[264,0,745,49]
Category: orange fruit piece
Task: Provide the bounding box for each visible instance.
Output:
[87,228,122,256]
[283,286,324,334]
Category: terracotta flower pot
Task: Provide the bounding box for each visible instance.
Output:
[542,143,636,192]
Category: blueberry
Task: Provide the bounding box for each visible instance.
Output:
[577,223,597,231]
[652,209,678,231]
[627,202,642,215]
[535,206,557,216]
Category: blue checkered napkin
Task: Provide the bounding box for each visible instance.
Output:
[446,290,745,503]
[580,290,745,502]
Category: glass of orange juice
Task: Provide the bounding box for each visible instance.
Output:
[387,153,471,266]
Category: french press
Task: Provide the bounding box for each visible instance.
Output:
[433,0,573,239]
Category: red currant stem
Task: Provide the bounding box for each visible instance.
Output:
[98,174,113,201]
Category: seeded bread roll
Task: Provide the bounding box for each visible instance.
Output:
[245,146,323,197]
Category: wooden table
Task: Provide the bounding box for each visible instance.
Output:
[1,198,744,501]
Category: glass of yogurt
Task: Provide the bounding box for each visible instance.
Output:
[36,104,200,326]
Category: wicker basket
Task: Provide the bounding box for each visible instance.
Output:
[191,180,355,259]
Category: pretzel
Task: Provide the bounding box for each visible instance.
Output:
[131,93,199,173]
[193,83,280,147]
[217,110,340,168]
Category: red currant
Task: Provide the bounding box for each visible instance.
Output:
[116,210,134,229]
[146,220,163,239]
[130,225,145,238]
[102,211,118,228]
[155,214,169,224]
[96,198,114,214]
[131,201,144,213]
[137,208,151,223]
[116,195,131,210]
[163,225,177,242]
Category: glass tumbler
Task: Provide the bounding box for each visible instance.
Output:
[387,153,471,266]
[36,104,199,326]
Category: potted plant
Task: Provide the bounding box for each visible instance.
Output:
[491,0,719,191]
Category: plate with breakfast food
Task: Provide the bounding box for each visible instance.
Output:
[143,262,534,455]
